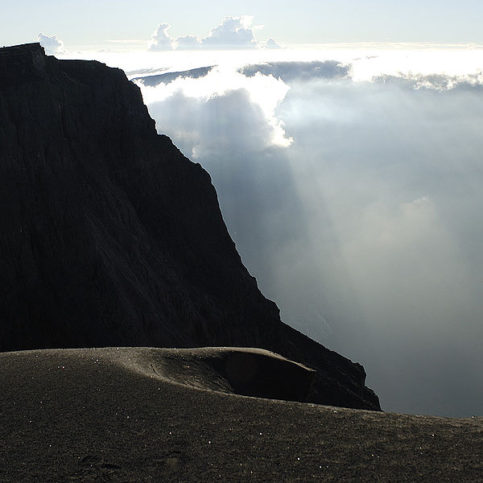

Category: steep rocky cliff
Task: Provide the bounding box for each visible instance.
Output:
[0,43,380,410]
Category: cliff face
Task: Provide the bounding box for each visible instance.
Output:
[0,43,380,410]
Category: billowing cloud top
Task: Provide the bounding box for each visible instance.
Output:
[148,24,174,51]
[38,33,64,55]
[149,16,277,51]
[202,16,257,49]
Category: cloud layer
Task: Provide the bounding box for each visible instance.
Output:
[136,60,483,417]
[148,24,173,51]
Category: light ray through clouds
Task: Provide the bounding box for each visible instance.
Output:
[126,46,483,417]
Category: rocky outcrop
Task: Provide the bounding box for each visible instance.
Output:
[0,43,380,410]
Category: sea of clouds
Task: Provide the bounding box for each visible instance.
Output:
[129,50,483,417]
[54,36,483,417]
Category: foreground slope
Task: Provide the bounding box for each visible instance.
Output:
[0,43,378,410]
[0,348,481,481]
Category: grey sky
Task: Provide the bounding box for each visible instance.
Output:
[2,1,483,50]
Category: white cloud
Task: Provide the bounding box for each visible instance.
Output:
[139,65,291,149]
[176,35,201,50]
[148,24,175,51]
[201,16,257,49]
[38,33,64,55]
[147,17,279,51]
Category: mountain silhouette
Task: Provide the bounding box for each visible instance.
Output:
[0,43,380,410]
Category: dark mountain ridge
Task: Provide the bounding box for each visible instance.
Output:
[0,43,380,410]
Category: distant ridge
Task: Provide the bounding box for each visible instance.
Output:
[0,43,379,410]
[132,65,214,86]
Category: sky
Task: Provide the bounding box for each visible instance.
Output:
[2,0,483,49]
[2,3,483,418]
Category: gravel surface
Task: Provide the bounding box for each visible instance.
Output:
[0,348,481,481]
